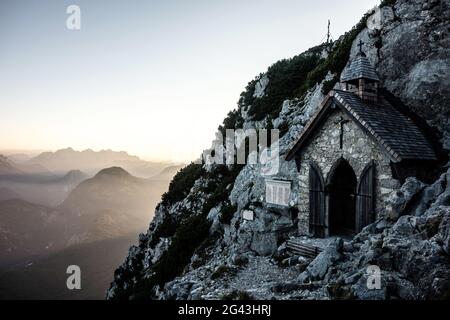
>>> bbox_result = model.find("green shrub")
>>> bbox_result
[149,212,212,288]
[278,122,290,138]
[247,50,322,121]
[108,251,147,300]
[161,163,205,205]
[219,202,237,225]
[202,164,243,215]
[190,234,219,269]
[149,217,178,247]
[380,0,396,7]
[322,75,340,95]
[218,108,244,136]
[242,77,259,106]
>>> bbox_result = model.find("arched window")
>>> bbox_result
[356,160,376,232]
[309,162,325,237]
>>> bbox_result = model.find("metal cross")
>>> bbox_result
[358,40,365,54]
[335,116,350,149]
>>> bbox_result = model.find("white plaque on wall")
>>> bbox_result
[265,179,291,206]
[242,210,254,221]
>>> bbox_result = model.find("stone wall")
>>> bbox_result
[296,108,400,235]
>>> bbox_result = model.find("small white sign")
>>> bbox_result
[242,210,254,221]
[265,179,291,206]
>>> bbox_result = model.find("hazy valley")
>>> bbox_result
[0,148,181,299]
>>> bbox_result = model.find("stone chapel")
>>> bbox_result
[284,44,437,238]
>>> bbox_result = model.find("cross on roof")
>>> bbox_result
[334,116,350,149]
[358,40,365,53]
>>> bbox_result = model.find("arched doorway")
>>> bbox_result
[328,158,357,236]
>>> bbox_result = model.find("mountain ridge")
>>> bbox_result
[27,148,170,178]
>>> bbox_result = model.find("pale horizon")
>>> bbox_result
[0,146,183,163]
[0,0,380,162]
[0,145,190,163]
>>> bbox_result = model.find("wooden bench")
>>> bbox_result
[286,239,323,259]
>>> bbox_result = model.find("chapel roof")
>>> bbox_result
[285,90,437,163]
[340,52,380,83]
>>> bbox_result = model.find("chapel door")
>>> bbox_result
[356,161,376,232]
[328,159,357,237]
[309,162,326,237]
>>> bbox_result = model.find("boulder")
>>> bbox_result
[385,177,426,219]
[436,206,450,255]
[391,215,417,237]
[415,171,448,215]
[253,74,269,98]
[301,238,344,281]
[250,232,278,256]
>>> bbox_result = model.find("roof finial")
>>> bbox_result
[358,39,365,54]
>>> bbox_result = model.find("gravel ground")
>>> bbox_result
[177,255,327,300]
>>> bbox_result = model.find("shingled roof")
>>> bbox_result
[285,90,436,162]
[341,52,380,83]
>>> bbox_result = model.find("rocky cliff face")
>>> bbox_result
[107,0,450,300]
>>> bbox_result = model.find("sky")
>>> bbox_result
[0,0,379,162]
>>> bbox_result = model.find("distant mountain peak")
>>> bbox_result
[63,169,88,180]
[95,167,130,178]
[61,147,74,152]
